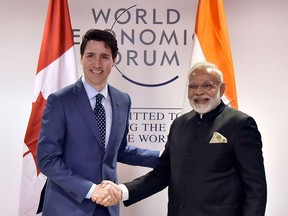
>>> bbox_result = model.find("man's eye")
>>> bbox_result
[202,84,211,89]
[189,85,198,90]
[102,55,110,59]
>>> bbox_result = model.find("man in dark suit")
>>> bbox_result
[36,29,160,216]
[101,61,267,216]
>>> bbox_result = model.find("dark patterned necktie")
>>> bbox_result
[94,93,106,150]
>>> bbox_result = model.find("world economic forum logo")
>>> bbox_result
[92,4,189,87]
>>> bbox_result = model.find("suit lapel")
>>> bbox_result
[73,79,103,148]
[106,86,123,153]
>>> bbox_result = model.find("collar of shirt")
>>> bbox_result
[196,100,226,121]
[81,76,108,109]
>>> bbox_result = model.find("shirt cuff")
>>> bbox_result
[85,183,96,199]
[119,184,129,201]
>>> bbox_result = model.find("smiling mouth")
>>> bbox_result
[194,98,210,104]
[90,69,102,74]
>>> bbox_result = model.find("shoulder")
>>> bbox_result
[48,79,82,98]
[221,106,259,131]
[222,106,252,121]
[171,110,196,128]
[45,80,82,106]
[108,85,130,100]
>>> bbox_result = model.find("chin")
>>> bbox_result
[194,105,212,114]
[189,99,214,114]
[191,97,221,114]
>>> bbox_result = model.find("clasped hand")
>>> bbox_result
[91,180,122,207]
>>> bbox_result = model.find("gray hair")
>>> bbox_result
[189,61,224,83]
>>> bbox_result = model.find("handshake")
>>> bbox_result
[90,180,123,207]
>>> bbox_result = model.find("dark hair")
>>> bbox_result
[80,29,118,60]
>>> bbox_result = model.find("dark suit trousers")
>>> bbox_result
[93,205,110,216]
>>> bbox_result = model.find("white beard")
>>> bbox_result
[189,90,221,114]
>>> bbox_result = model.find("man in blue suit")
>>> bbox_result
[36,29,160,216]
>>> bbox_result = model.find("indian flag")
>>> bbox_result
[182,0,238,113]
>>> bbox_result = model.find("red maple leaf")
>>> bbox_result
[23,92,46,175]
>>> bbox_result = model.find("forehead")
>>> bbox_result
[84,40,112,54]
[189,69,220,83]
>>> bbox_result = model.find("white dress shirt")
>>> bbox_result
[81,77,113,198]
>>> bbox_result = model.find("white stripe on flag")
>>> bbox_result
[34,47,78,101]
[181,34,205,114]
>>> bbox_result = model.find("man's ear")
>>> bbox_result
[219,83,226,97]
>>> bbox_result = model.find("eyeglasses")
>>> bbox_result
[187,82,220,92]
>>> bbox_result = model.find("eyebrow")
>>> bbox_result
[189,81,215,84]
[85,52,95,55]
[84,52,110,56]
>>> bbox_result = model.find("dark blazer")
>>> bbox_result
[37,78,159,216]
[124,101,267,216]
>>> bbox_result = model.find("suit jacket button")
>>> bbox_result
[191,135,197,141]
[179,186,185,191]
[182,167,188,173]
[179,203,185,208]
[69,192,77,199]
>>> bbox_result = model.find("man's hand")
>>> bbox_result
[91,180,122,207]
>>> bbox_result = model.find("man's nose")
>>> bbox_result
[93,58,101,67]
[194,86,205,95]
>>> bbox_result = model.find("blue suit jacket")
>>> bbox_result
[37,78,159,216]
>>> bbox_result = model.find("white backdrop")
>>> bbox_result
[0,0,288,215]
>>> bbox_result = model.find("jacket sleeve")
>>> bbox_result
[116,92,160,168]
[234,116,267,216]
[37,94,92,203]
[123,140,170,206]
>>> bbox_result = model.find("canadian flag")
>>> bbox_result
[18,0,78,215]
[182,0,238,113]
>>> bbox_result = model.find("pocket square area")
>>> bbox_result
[209,132,227,143]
